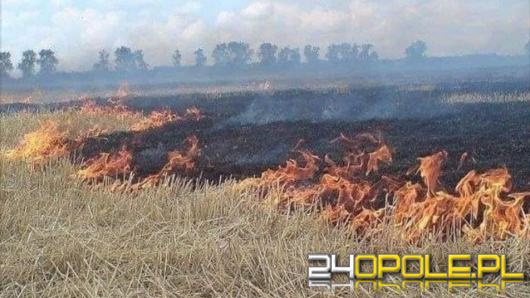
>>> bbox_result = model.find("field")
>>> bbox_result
[1,80,530,296]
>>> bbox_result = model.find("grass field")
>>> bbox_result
[1,104,530,297]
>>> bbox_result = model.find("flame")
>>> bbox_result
[4,121,71,163]
[243,133,399,234]
[417,150,448,195]
[366,144,392,175]
[132,135,200,189]
[130,109,180,131]
[184,106,204,121]
[79,99,140,120]
[109,81,131,104]
[22,96,33,104]
[7,102,204,191]
[77,147,133,181]
[242,133,530,242]
[130,107,203,132]
[393,167,530,242]
[7,106,529,243]
[260,149,319,185]
[78,100,204,131]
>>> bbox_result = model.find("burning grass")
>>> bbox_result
[4,120,71,163]
[4,100,530,243]
[130,107,204,131]
[1,105,530,296]
[241,133,530,243]
[4,101,205,200]
[2,157,526,297]
[76,147,134,180]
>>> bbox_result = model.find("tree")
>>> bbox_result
[212,41,252,67]
[134,50,149,71]
[291,49,301,65]
[277,47,301,66]
[37,49,59,75]
[326,43,354,64]
[228,41,252,66]
[194,48,207,67]
[358,44,378,63]
[405,40,427,60]
[18,50,37,78]
[212,43,230,66]
[324,43,378,65]
[114,46,136,72]
[0,52,13,77]
[172,49,182,67]
[258,43,278,65]
[303,45,319,64]
[351,44,360,61]
[114,47,148,72]
[93,50,110,72]
[325,44,340,63]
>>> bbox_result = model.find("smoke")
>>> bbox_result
[225,88,454,126]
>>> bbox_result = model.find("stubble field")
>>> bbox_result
[1,82,530,296]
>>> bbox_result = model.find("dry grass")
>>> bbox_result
[1,111,529,297]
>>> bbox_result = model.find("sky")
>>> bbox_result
[1,0,529,72]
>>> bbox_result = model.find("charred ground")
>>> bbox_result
[12,80,520,192]
[3,80,530,190]
[73,100,529,190]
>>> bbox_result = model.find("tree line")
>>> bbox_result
[1,40,528,78]
[0,49,59,78]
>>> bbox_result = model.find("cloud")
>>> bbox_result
[241,2,274,19]
[1,0,528,72]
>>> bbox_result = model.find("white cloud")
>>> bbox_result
[1,0,528,71]
[241,2,274,19]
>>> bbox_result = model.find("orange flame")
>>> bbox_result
[258,149,320,186]
[4,121,71,163]
[77,147,133,181]
[417,150,448,195]
[130,109,180,131]
[129,107,204,132]
[133,135,200,189]
[79,99,140,120]
[242,133,530,242]
[366,144,392,175]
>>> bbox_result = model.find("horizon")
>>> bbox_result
[2,0,529,74]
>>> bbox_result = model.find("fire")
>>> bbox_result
[78,100,204,132]
[417,150,448,195]
[242,133,530,242]
[7,102,529,243]
[130,107,203,132]
[366,144,392,175]
[260,149,319,185]
[74,135,200,192]
[242,133,399,233]
[7,102,205,191]
[78,99,140,120]
[77,147,133,181]
[131,109,180,131]
[184,106,204,121]
[109,81,131,104]
[4,121,71,163]
[132,135,200,189]
[393,166,530,242]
